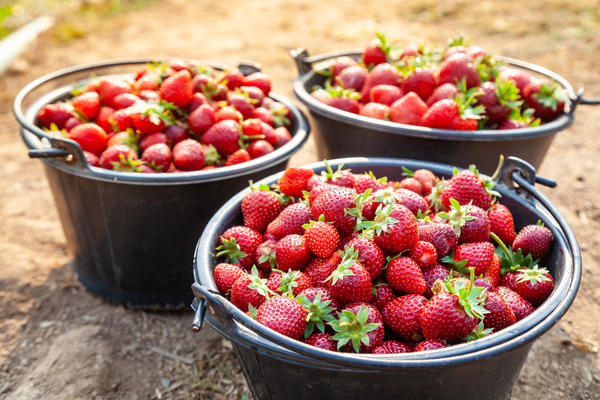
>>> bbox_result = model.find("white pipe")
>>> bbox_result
[0,15,55,75]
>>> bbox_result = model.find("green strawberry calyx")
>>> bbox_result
[359,203,399,236]
[203,144,221,166]
[516,265,551,285]
[495,79,523,110]
[437,198,475,237]
[257,244,277,270]
[244,266,276,299]
[270,102,291,127]
[490,232,538,275]
[329,306,380,353]
[440,252,470,276]
[465,321,494,342]
[443,268,489,320]
[326,246,358,285]
[298,292,336,338]
[401,167,415,177]
[321,160,351,181]
[111,152,145,172]
[216,237,248,264]
[533,81,567,111]
[271,269,304,297]
[427,179,446,212]
[346,189,373,231]
[509,107,541,127]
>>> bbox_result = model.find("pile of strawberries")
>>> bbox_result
[36,60,293,172]
[310,35,567,130]
[213,160,555,353]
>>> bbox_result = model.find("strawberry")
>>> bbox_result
[304,253,341,287]
[188,104,215,134]
[266,269,312,296]
[328,95,360,114]
[426,83,458,107]
[386,257,427,295]
[483,253,501,287]
[240,85,266,104]
[482,290,516,331]
[256,296,307,340]
[394,188,429,215]
[230,267,271,312]
[499,67,533,92]
[346,237,385,281]
[330,303,384,353]
[164,123,190,145]
[214,263,244,295]
[422,263,451,298]
[421,99,458,129]
[368,204,418,252]
[242,72,271,96]
[382,294,428,341]
[72,91,101,120]
[441,163,500,210]
[362,33,391,67]
[266,202,312,238]
[214,106,243,123]
[512,223,553,260]
[487,203,516,244]
[359,102,389,120]
[139,132,167,152]
[331,56,359,79]
[326,254,372,304]
[410,241,438,269]
[360,63,401,102]
[109,108,132,133]
[522,80,565,121]
[397,177,422,194]
[305,333,337,351]
[513,266,554,305]
[255,240,278,272]
[372,340,412,354]
[298,287,339,337]
[112,93,139,109]
[278,167,314,198]
[107,130,138,150]
[303,215,340,258]
[99,145,138,170]
[446,241,495,276]
[129,103,167,135]
[98,79,131,108]
[69,123,107,155]
[217,226,263,268]
[389,92,428,126]
[64,116,83,132]
[248,140,274,158]
[201,120,241,156]
[337,65,368,91]
[438,199,490,243]
[494,286,535,321]
[476,80,522,126]
[438,53,480,88]
[222,70,245,90]
[417,223,458,257]
[172,139,205,171]
[83,151,99,167]
[321,162,356,188]
[498,119,528,130]
[159,70,193,108]
[227,92,255,120]
[37,103,74,129]
[420,270,488,340]
[275,234,311,271]
[142,143,172,172]
[274,126,292,147]
[311,186,357,235]
[242,185,281,232]
[402,68,436,101]
[370,283,396,310]
[353,173,387,194]
[370,84,403,106]
[225,149,251,166]
[414,338,446,352]
[187,92,209,113]
[310,89,332,104]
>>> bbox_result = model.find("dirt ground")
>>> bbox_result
[1,0,599,398]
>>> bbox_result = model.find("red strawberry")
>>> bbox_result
[298,287,340,337]
[278,167,314,197]
[305,333,336,351]
[99,144,138,170]
[371,204,419,252]
[362,34,390,67]
[172,139,205,171]
[112,93,139,109]
[389,92,428,125]
[311,186,357,235]
[522,80,565,121]
[326,257,372,304]
[98,79,131,108]
[217,226,263,268]
[422,99,458,129]
[230,268,271,312]
[402,68,436,101]
[488,203,516,244]
[494,286,535,321]
[346,237,384,281]
[222,70,245,90]
[266,202,312,238]
[331,303,384,353]
[476,80,520,125]
[418,223,458,257]
[227,92,255,120]
[69,123,108,155]
[311,89,333,104]
[321,162,356,188]
[225,149,251,166]
[386,257,427,295]
[109,108,132,133]
[165,123,190,146]
[214,106,243,123]
[512,224,553,260]
[370,283,396,310]
[242,186,281,232]
[214,263,244,295]
[275,234,311,271]
[64,116,83,132]
[274,126,292,147]
[83,151,99,167]
[483,253,501,287]
[304,253,341,287]
[382,294,428,341]
[37,103,74,129]
[414,338,446,352]
[142,143,172,172]
[450,241,495,276]
[188,104,215,134]
[438,200,490,243]
[397,177,422,194]
[243,72,271,95]
[72,91,101,120]
[353,173,387,194]
[441,165,498,210]
[248,140,274,158]
[159,70,193,108]
[426,83,459,107]
[394,188,429,215]
[256,296,307,340]
[308,183,336,205]
[499,67,533,92]
[422,263,451,298]
[482,291,516,331]
[359,102,389,120]
[266,269,312,296]
[438,53,480,88]
[372,340,412,354]
[370,84,403,106]
[513,266,554,305]
[337,65,368,91]
[331,56,359,79]
[129,105,166,134]
[201,120,241,156]
[360,63,401,102]
[410,241,438,269]
[255,240,278,272]
[328,96,360,114]
[303,216,340,258]
[139,132,168,152]
[412,169,436,196]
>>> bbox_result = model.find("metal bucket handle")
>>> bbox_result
[13,58,263,165]
[290,47,600,112]
[190,157,580,368]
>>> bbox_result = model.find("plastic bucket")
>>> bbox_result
[191,157,580,399]
[291,48,600,174]
[13,59,310,309]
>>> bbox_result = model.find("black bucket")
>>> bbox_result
[13,59,310,309]
[291,48,600,174]
[191,157,581,400]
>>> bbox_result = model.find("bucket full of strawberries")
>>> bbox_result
[191,156,580,399]
[291,35,599,174]
[13,59,309,308]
